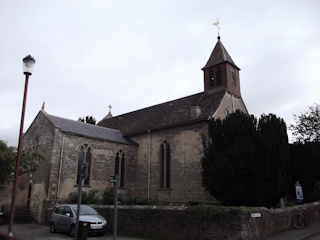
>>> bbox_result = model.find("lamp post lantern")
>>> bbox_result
[8,55,35,237]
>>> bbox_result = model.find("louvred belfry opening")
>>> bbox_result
[202,36,241,98]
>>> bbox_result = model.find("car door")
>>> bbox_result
[53,206,64,231]
[59,206,74,232]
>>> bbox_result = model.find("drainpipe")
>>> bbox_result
[183,131,186,203]
[232,94,235,113]
[147,130,151,201]
[56,134,65,204]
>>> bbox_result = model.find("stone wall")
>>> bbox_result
[130,122,216,204]
[55,134,137,201]
[46,202,320,240]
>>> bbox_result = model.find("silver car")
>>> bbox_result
[50,204,107,236]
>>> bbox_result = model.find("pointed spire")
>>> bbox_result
[202,36,239,70]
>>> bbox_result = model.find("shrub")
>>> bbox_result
[68,189,102,204]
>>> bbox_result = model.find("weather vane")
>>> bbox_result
[213,18,220,36]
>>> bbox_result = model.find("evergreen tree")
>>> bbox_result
[258,114,290,206]
[78,116,96,125]
[288,104,320,202]
[289,142,320,202]
[201,111,289,207]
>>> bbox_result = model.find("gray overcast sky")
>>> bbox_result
[1,0,319,147]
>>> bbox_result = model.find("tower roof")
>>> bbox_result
[202,36,239,70]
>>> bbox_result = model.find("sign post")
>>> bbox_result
[74,162,89,240]
[295,181,303,204]
[109,175,118,240]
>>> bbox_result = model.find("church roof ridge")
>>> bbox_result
[97,88,227,136]
[101,91,204,120]
[201,36,239,70]
[46,113,137,145]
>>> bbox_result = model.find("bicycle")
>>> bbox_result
[292,207,309,229]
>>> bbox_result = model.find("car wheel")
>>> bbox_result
[50,222,56,233]
[69,224,75,237]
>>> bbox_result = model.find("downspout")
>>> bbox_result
[183,130,186,203]
[232,94,235,113]
[147,130,151,201]
[56,134,65,204]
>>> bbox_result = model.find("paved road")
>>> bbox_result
[0,223,146,240]
[1,221,320,240]
[263,220,320,240]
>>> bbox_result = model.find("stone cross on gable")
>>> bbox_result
[108,104,112,113]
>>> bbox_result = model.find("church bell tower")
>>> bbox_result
[202,36,241,98]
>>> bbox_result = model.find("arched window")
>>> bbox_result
[33,138,39,152]
[160,141,170,189]
[76,144,91,186]
[115,150,125,188]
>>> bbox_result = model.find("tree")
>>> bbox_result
[288,142,320,202]
[0,140,16,191]
[289,103,320,143]
[201,111,289,208]
[0,140,43,191]
[258,114,290,204]
[78,116,96,125]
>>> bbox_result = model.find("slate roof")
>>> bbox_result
[45,112,136,145]
[202,36,239,70]
[98,88,227,136]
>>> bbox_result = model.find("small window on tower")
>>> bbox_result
[231,68,236,86]
[216,67,222,85]
[209,69,214,87]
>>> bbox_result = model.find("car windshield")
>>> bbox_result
[71,206,98,216]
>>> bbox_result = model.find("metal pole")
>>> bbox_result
[8,74,30,237]
[113,174,118,240]
[74,164,84,240]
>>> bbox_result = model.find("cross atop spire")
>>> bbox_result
[213,18,220,36]
[102,104,113,120]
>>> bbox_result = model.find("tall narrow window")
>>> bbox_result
[33,138,39,152]
[231,68,236,86]
[209,69,214,87]
[115,151,125,188]
[76,144,91,186]
[160,141,170,189]
[216,67,222,85]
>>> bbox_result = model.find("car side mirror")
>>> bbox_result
[66,213,71,217]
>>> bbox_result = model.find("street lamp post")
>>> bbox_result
[8,55,36,238]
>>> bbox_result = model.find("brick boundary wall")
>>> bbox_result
[45,201,320,240]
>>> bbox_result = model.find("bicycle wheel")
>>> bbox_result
[304,214,309,227]
[292,215,304,229]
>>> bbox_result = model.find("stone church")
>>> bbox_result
[8,36,248,223]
